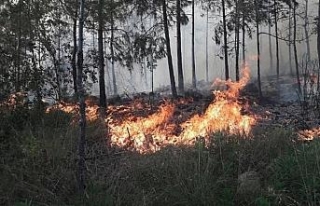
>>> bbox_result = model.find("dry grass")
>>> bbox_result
[1,108,320,206]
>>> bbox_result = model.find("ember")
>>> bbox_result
[298,127,320,141]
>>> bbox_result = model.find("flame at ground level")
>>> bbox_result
[109,66,256,153]
[46,66,257,153]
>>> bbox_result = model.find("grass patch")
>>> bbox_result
[1,110,320,205]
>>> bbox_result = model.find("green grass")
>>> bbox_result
[1,108,320,205]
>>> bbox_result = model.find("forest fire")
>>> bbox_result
[180,66,255,142]
[108,66,256,153]
[46,66,257,153]
[108,102,176,153]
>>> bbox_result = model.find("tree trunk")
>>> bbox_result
[162,0,177,97]
[235,0,240,81]
[242,13,246,63]
[293,1,301,93]
[110,0,117,95]
[205,8,209,82]
[72,6,78,94]
[304,0,311,63]
[317,1,320,91]
[274,0,280,79]
[56,11,62,100]
[16,10,21,92]
[268,2,273,71]
[255,0,262,98]
[98,0,107,116]
[77,0,86,194]
[288,6,293,75]
[191,0,196,88]
[222,0,229,80]
[176,0,184,93]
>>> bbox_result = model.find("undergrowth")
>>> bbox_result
[1,107,320,205]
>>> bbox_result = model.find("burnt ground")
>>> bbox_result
[105,75,320,141]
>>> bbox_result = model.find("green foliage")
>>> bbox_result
[268,139,320,205]
[81,183,114,206]
[14,199,33,206]
[255,197,271,206]
[0,109,76,205]
[2,113,320,206]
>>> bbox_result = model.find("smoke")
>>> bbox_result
[89,0,319,96]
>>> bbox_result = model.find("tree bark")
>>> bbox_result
[222,0,229,80]
[162,0,177,97]
[176,0,184,93]
[72,6,78,94]
[255,0,262,98]
[110,0,117,95]
[77,0,86,194]
[205,9,209,82]
[274,0,280,79]
[268,2,273,71]
[304,0,310,63]
[317,1,320,90]
[191,0,196,88]
[288,6,293,75]
[242,12,246,63]
[98,0,107,116]
[235,0,240,81]
[293,1,301,93]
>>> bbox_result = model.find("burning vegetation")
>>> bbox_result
[46,66,257,153]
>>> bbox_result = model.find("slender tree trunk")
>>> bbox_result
[98,0,107,116]
[16,10,21,92]
[191,0,196,88]
[235,0,240,81]
[242,14,246,63]
[205,9,209,82]
[304,0,311,63]
[28,2,42,109]
[77,0,86,194]
[162,0,177,97]
[110,0,117,95]
[274,0,280,79]
[176,0,184,93]
[56,6,62,100]
[268,2,273,71]
[36,23,43,109]
[288,6,293,76]
[222,0,229,80]
[293,1,301,93]
[72,7,78,94]
[317,1,320,91]
[104,32,112,95]
[255,0,262,97]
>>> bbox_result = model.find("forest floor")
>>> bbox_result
[1,76,320,205]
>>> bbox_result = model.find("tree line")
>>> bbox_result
[1,0,320,193]
[0,0,319,102]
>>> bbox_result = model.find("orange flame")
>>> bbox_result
[46,65,257,153]
[298,127,320,141]
[108,102,176,153]
[181,65,255,142]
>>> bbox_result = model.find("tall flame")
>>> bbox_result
[181,66,255,142]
